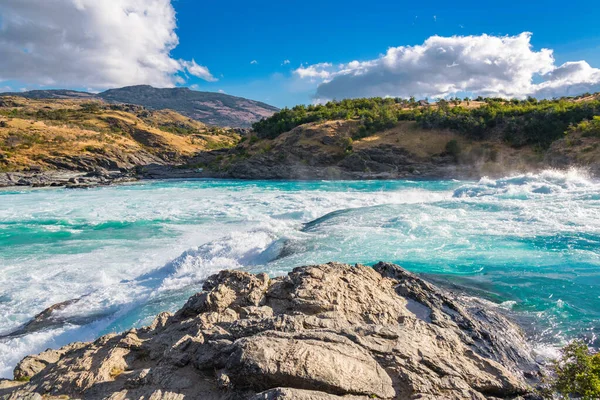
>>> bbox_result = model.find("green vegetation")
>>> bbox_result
[252,98,404,139]
[568,116,600,138]
[445,139,461,160]
[549,341,600,399]
[252,96,600,148]
[416,98,600,147]
[158,123,201,135]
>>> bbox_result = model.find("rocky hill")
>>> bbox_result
[1,86,279,128]
[0,97,240,185]
[0,262,540,399]
[1,94,599,186]
[200,95,600,180]
[201,119,600,180]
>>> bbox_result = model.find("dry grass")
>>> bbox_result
[353,121,460,157]
[0,97,240,171]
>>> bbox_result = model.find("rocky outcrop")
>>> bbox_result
[0,169,136,189]
[0,262,540,400]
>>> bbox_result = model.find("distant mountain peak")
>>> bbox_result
[0,85,278,128]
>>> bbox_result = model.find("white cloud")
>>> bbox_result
[250,60,258,65]
[282,59,290,65]
[295,63,334,80]
[294,33,600,100]
[218,89,226,93]
[0,0,215,90]
[180,60,217,82]
[532,61,600,98]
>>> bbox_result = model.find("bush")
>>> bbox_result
[550,341,600,399]
[253,98,404,140]
[445,139,461,160]
[567,116,600,138]
[80,102,102,113]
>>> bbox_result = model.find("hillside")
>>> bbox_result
[203,95,600,179]
[0,97,240,174]
[0,85,278,128]
[1,94,599,184]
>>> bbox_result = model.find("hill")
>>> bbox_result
[0,85,278,128]
[1,94,599,184]
[0,97,240,175]
[203,94,600,179]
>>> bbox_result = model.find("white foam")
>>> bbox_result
[0,174,599,378]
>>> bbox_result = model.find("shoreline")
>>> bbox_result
[2,163,597,189]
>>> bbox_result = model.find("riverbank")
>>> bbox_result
[0,262,542,399]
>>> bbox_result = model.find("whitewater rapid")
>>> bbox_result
[0,170,599,377]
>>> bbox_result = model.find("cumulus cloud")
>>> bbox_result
[294,33,600,100]
[532,61,600,98]
[282,59,290,65]
[180,60,216,82]
[0,0,215,89]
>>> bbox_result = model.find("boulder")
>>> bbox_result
[0,262,540,400]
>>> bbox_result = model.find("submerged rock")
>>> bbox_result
[0,262,540,399]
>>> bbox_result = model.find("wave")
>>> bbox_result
[453,168,597,198]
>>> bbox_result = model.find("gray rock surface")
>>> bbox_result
[0,262,540,400]
[0,169,136,189]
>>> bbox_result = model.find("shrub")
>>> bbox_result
[445,139,461,160]
[567,116,600,138]
[80,102,102,113]
[550,340,600,399]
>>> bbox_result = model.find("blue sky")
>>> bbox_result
[170,0,600,105]
[1,0,599,107]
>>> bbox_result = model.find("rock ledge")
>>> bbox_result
[0,262,540,400]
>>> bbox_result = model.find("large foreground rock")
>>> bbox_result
[0,262,540,399]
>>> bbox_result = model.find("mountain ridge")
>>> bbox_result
[0,85,278,128]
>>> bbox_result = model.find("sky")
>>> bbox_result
[0,0,599,107]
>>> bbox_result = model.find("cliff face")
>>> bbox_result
[208,120,600,180]
[0,262,540,400]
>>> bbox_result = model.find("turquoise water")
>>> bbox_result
[0,170,599,377]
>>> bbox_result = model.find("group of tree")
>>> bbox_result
[252,95,600,148]
[415,97,600,147]
[251,97,404,140]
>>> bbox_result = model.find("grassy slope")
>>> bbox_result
[0,97,240,172]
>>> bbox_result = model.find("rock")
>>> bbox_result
[0,263,540,400]
[250,387,371,399]
[226,333,395,397]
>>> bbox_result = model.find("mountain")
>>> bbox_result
[0,85,278,128]
[98,86,278,128]
[0,89,96,100]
